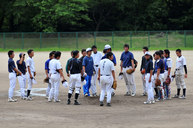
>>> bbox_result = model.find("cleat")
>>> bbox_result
[8,98,16,102]
[100,101,104,106]
[67,99,71,105]
[172,94,179,98]
[179,95,186,99]
[151,100,155,104]
[144,101,151,104]
[84,93,88,97]
[124,92,131,96]
[111,92,115,97]
[106,103,111,107]
[48,99,52,102]
[141,93,147,96]
[155,99,160,102]
[21,97,27,100]
[131,93,136,97]
[27,96,32,101]
[74,101,81,105]
[54,99,61,102]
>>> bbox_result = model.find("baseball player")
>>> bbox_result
[154,51,165,102]
[45,51,55,98]
[48,51,66,102]
[144,52,155,104]
[163,49,172,100]
[152,53,159,98]
[120,44,136,96]
[67,50,82,105]
[66,51,74,77]
[140,47,153,96]
[79,49,86,63]
[82,48,94,97]
[173,49,187,99]
[8,50,22,102]
[98,52,116,107]
[16,53,27,100]
[91,45,103,97]
[26,49,36,101]
[101,44,116,96]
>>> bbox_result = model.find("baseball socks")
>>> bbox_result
[183,89,186,97]
[74,93,80,105]
[67,93,72,105]
[27,90,31,97]
[177,88,181,96]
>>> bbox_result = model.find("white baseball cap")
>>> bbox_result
[144,51,151,56]
[86,48,92,52]
[104,44,111,50]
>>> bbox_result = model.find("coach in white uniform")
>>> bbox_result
[48,51,66,102]
[91,45,102,97]
[98,52,116,107]
[26,49,36,100]
[173,49,187,99]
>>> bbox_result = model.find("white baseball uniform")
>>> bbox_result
[175,56,186,89]
[49,59,62,101]
[91,51,103,95]
[99,58,114,103]
[145,73,154,101]
[26,57,35,91]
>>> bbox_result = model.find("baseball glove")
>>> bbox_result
[165,77,171,86]
[81,76,85,82]
[155,78,161,87]
[112,81,117,90]
[126,69,134,74]
[141,69,146,74]
[16,72,20,77]
[44,77,49,83]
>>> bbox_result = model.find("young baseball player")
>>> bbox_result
[8,50,22,102]
[67,50,83,105]
[26,49,36,101]
[120,44,136,97]
[154,51,165,102]
[91,45,103,97]
[152,53,159,98]
[82,48,94,97]
[45,51,55,98]
[144,52,155,104]
[163,49,172,100]
[98,52,116,107]
[173,49,187,99]
[102,44,116,96]
[140,47,153,96]
[17,53,27,100]
[66,51,74,77]
[48,51,66,102]
[79,49,86,63]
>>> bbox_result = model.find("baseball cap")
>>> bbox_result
[86,48,92,52]
[144,51,151,56]
[19,53,25,58]
[104,44,111,50]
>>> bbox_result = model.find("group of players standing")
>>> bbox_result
[7,44,187,106]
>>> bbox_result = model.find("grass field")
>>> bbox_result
[0,31,193,51]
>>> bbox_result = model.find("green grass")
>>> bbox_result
[0,32,193,52]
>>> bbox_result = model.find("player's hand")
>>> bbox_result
[19,71,22,76]
[34,72,36,77]
[185,74,187,78]
[30,74,33,79]
[149,78,151,83]
[98,76,100,81]
[67,74,70,77]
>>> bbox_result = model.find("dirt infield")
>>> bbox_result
[0,51,193,128]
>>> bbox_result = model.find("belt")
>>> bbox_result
[176,69,181,71]
[100,74,110,76]
[94,65,99,67]
[123,66,131,68]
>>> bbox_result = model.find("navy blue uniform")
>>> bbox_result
[102,53,116,65]
[120,51,134,68]
[145,59,153,74]
[16,60,26,75]
[156,59,164,74]
[45,59,51,73]
[8,58,16,73]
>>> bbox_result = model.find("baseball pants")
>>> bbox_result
[17,74,26,97]
[164,70,171,98]
[69,74,81,94]
[99,76,113,103]
[83,75,92,96]
[27,72,34,91]
[123,67,136,94]
[145,73,154,101]
[91,66,99,95]
[8,73,17,99]
[49,74,60,101]
[46,77,51,97]
[175,69,186,89]
[142,73,146,94]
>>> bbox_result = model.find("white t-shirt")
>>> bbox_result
[49,59,62,74]
[99,59,115,75]
[165,57,172,69]
[91,51,103,66]
[176,56,186,69]
[26,57,35,72]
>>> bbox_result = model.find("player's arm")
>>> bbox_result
[19,54,24,64]
[58,69,65,80]
[13,68,21,75]
[184,65,187,78]
[45,69,49,78]
[97,68,100,80]
[156,68,160,79]
[27,66,33,79]
[120,60,123,73]
[131,59,135,70]
[112,70,116,81]
[149,70,153,82]
[168,68,171,77]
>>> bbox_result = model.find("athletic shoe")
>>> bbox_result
[155,99,160,102]
[141,93,147,96]
[54,99,61,102]
[151,100,155,104]
[111,92,115,97]
[144,101,151,104]
[27,96,32,101]
[67,99,71,105]
[124,92,131,96]
[84,93,88,97]
[45,96,49,99]
[179,95,186,99]
[8,98,16,102]
[74,101,81,105]
[154,95,158,98]
[172,94,179,98]
[131,93,136,97]
[21,97,27,100]
[100,101,104,106]
[48,99,52,102]
[106,103,111,107]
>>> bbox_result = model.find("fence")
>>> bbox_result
[0,31,193,50]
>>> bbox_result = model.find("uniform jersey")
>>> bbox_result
[8,58,16,73]
[26,57,35,72]
[99,59,115,75]
[120,51,134,68]
[68,58,82,74]
[45,59,51,73]
[164,57,172,71]
[82,56,94,76]
[91,51,103,66]
[155,59,164,74]
[176,56,186,70]
[49,59,62,74]
[102,53,116,65]
[145,59,153,74]
[79,56,85,63]
[66,58,73,74]
[140,55,153,71]
[16,60,26,75]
